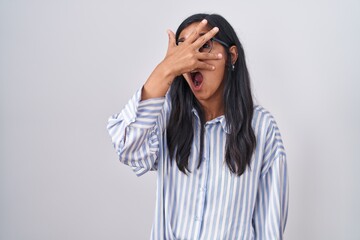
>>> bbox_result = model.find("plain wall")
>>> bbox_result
[1,0,359,239]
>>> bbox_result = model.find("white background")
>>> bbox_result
[1,0,359,239]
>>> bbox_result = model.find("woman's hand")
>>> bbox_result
[142,19,222,100]
[163,19,222,77]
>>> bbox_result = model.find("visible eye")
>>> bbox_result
[199,40,212,52]
[203,41,211,49]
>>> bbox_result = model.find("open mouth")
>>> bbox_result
[190,71,203,89]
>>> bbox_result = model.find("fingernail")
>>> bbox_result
[212,66,215,70]
[218,53,222,58]
[201,19,207,24]
[213,27,219,32]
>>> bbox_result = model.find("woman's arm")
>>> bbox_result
[107,89,168,176]
[107,19,223,176]
[252,117,289,239]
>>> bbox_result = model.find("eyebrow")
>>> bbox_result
[177,32,206,43]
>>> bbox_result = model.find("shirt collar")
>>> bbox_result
[191,108,230,134]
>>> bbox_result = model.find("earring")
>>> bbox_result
[232,64,235,71]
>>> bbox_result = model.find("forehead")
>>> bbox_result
[178,22,212,40]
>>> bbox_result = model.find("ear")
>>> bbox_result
[229,45,238,65]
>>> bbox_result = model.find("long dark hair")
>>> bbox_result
[166,13,256,176]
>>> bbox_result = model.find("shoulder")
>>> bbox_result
[252,105,287,176]
[252,104,280,132]
[252,104,286,153]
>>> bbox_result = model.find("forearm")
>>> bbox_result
[141,61,176,100]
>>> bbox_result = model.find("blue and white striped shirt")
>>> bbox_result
[107,88,289,240]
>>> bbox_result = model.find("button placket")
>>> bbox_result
[195,125,210,222]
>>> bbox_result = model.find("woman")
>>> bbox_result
[107,13,289,240]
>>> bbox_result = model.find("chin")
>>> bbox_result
[191,91,211,102]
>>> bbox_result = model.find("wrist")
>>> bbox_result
[141,63,175,100]
[158,60,176,80]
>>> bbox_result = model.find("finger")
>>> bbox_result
[167,29,176,50]
[195,61,216,71]
[193,27,219,49]
[186,19,209,43]
[197,52,223,61]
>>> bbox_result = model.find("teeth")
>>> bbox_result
[195,80,199,86]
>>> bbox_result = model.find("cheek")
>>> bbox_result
[208,52,227,71]
[212,58,227,79]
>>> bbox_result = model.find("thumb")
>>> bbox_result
[167,29,176,50]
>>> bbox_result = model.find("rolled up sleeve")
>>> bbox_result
[107,88,167,176]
